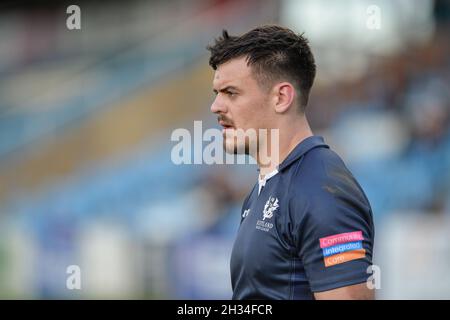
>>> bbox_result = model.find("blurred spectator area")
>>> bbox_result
[0,0,449,299]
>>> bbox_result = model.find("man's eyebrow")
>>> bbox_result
[213,86,239,94]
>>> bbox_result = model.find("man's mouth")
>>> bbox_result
[219,120,235,130]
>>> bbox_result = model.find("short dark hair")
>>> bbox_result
[207,25,316,109]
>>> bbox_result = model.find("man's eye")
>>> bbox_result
[227,91,236,97]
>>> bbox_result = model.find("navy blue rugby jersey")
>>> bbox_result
[230,136,374,300]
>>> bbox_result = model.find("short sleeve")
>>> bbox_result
[290,177,375,293]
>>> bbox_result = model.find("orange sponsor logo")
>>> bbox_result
[324,249,366,267]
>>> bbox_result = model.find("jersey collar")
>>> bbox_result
[277,135,329,172]
[258,168,279,195]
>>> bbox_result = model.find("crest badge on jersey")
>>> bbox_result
[262,196,279,221]
[254,196,279,232]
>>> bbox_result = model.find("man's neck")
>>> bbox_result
[257,117,313,177]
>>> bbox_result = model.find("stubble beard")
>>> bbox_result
[222,130,253,155]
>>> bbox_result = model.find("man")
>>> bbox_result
[207,25,375,300]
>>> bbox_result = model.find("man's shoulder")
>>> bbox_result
[291,144,349,184]
[285,145,372,224]
[287,145,365,202]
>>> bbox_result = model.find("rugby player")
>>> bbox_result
[207,25,375,300]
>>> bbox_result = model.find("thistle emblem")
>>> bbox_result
[263,197,279,221]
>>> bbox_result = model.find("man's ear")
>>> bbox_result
[273,82,295,113]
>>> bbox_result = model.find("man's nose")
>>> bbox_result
[210,95,226,114]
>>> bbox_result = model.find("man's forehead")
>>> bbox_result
[213,57,253,87]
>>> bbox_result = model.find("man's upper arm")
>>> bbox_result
[314,282,375,300]
[290,162,375,295]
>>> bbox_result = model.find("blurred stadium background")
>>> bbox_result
[0,0,449,299]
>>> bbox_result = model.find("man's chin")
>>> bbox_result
[223,142,249,155]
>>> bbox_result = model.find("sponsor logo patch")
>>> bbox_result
[319,231,363,248]
[319,231,365,267]
[324,249,366,267]
[322,241,363,257]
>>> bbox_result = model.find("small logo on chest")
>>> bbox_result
[255,196,279,232]
[263,196,279,220]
